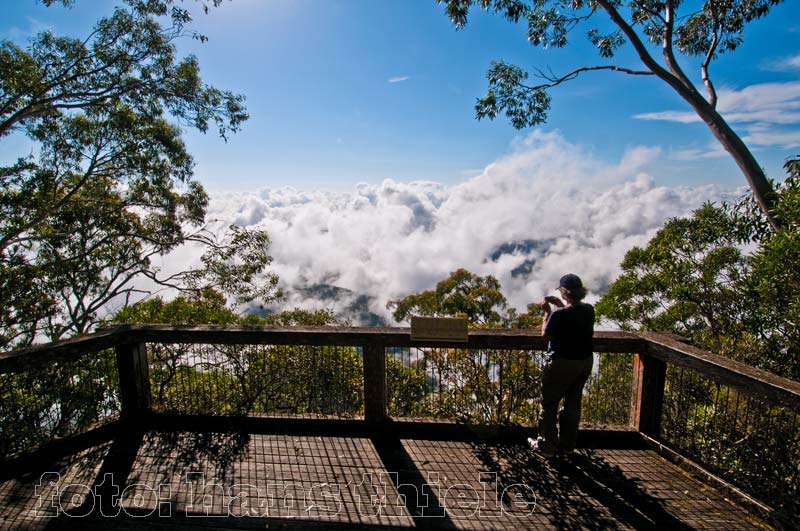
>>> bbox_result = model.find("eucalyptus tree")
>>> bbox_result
[387,269,543,423]
[0,1,276,348]
[388,268,510,325]
[595,203,754,360]
[438,0,786,227]
[597,156,800,379]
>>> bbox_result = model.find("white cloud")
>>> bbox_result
[762,53,800,72]
[192,131,735,325]
[635,81,800,126]
[459,168,484,178]
[634,81,800,149]
[668,143,729,161]
[616,145,663,176]
[742,123,800,149]
[3,17,50,44]
[634,110,701,124]
[387,76,410,84]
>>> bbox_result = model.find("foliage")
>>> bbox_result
[260,307,343,327]
[597,157,800,379]
[0,0,279,349]
[595,203,756,361]
[0,349,120,457]
[387,268,507,324]
[660,367,800,523]
[111,292,364,417]
[437,0,783,225]
[111,288,240,325]
[597,159,800,522]
[387,267,542,327]
[581,353,635,427]
[386,356,430,417]
[387,268,545,424]
[1,0,246,140]
[738,157,800,378]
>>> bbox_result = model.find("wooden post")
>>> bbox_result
[115,342,151,420]
[363,344,387,424]
[630,353,666,437]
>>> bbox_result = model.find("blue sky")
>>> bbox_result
[2,0,800,194]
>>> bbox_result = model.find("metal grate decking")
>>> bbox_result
[0,427,771,530]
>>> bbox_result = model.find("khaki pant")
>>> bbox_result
[537,355,593,453]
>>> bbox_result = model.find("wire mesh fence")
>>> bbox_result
[385,347,542,424]
[0,338,637,457]
[385,347,635,427]
[582,353,637,428]
[146,343,364,417]
[661,364,800,520]
[0,349,120,458]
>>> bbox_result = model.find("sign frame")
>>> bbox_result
[410,316,469,343]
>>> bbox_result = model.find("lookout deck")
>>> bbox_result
[2,325,797,530]
[0,422,770,530]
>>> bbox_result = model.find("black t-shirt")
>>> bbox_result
[544,303,595,359]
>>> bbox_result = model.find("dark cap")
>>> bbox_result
[558,274,583,290]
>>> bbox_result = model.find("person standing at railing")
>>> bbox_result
[529,273,595,458]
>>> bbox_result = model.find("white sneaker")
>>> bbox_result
[527,437,555,458]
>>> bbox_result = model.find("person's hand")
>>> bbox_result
[541,300,551,314]
[544,295,564,308]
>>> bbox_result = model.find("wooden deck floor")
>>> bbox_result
[0,428,771,530]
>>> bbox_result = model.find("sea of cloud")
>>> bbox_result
[193,131,740,325]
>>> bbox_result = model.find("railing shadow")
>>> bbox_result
[52,426,250,520]
[0,435,113,528]
[0,419,762,530]
[471,441,693,530]
[370,434,457,529]
[34,423,456,530]
[39,510,418,531]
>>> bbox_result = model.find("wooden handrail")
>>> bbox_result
[0,325,645,372]
[117,324,646,350]
[0,327,126,373]
[641,332,800,410]
[2,325,798,411]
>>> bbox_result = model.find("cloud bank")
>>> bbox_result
[201,131,738,325]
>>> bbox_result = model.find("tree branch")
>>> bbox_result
[0,145,103,251]
[0,78,150,138]
[631,0,666,26]
[662,0,696,92]
[599,0,778,228]
[701,5,721,108]
[594,0,678,84]
[528,64,654,90]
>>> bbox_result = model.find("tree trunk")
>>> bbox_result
[685,93,779,229]
[642,61,779,228]
[594,0,781,230]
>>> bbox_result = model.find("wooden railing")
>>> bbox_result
[1,325,797,424]
[0,326,645,425]
[1,325,799,520]
[1,325,797,427]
